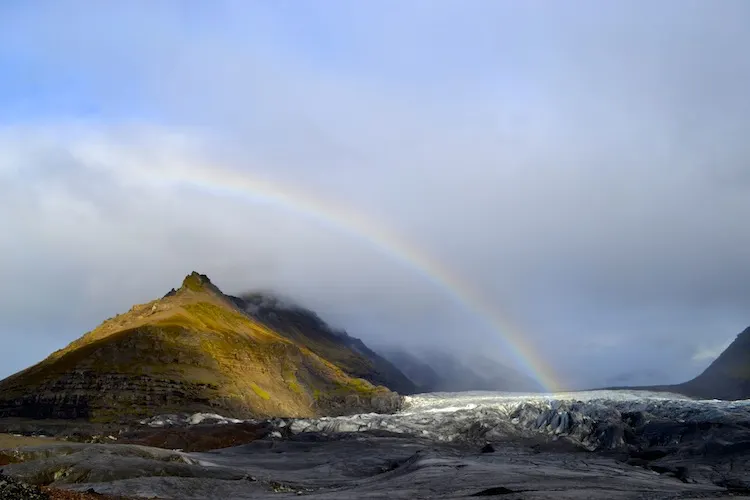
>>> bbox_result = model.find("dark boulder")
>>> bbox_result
[0,472,49,500]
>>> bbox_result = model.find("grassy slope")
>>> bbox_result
[0,273,391,422]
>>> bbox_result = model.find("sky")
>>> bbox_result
[1,0,750,389]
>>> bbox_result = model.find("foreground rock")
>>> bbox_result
[0,472,48,500]
[1,472,133,500]
[0,434,742,499]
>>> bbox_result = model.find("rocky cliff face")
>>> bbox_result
[0,272,404,422]
[677,326,750,400]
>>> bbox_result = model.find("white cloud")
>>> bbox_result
[2,2,750,386]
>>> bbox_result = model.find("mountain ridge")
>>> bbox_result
[0,272,403,422]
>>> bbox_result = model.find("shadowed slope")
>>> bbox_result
[0,273,401,422]
[676,326,750,400]
[232,293,418,394]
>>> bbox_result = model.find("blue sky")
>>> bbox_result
[1,1,750,388]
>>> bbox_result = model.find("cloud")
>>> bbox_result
[1,1,750,388]
[692,338,735,363]
[0,126,472,374]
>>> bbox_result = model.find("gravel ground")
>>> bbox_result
[2,434,748,499]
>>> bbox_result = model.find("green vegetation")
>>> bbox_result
[250,383,271,400]
[182,302,255,331]
[347,377,377,394]
[326,377,380,397]
[288,380,303,394]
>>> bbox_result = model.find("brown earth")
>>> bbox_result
[118,421,273,452]
[0,434,60,466]
[0,434,59,448]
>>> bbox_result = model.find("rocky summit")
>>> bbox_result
[0,272,402,423]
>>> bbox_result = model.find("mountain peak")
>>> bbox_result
[163,272,218,298]
[181,271,213,291]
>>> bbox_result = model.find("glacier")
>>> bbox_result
[142,389,750,451]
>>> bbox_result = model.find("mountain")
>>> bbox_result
[378,348,544,393]
[377,350,442,393]
[0,272,402,422]
[231,293,418,395]
[675,326,750,400]
[603,369,672,388]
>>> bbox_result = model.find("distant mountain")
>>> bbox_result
[603,369,672,388]
[378,347,544,393]
[0,272,402,422]
[675,326,750,400]
[375,350,442,393]
[230,292,418,395]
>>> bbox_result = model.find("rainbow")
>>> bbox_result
[135,162,562,392]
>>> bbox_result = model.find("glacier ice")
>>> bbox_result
[284,390,750,450]
[144,390,750,451]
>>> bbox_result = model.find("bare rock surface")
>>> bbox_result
[0,472,49,500]
[0,435,743,499]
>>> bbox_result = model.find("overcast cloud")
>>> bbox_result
[1,1,749,389]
